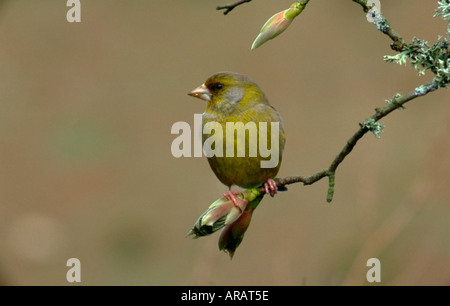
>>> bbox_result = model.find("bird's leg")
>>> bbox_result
[224,188,247,212]
[263,178,278,197]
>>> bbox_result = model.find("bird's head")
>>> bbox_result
[188,71,267,114]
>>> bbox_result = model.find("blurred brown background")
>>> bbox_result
[0,0,449,285]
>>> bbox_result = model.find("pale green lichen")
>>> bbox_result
[384,37,449,86]
[435,0,450,34]
[383,1,450,88]
[415,83,438,97]
[361,118,385,138]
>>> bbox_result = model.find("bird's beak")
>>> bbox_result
[188,83,212,101]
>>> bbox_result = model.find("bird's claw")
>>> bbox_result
[223,190,247,212]
[264,179,278,197]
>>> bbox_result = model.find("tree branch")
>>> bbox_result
[255,1,448,202]
[265,79,440,202]
[217,0,252,15]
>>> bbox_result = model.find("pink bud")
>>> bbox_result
[218,208,254,259]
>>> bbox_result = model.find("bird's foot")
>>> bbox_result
[263,179,278,197]
[223,190,247,212]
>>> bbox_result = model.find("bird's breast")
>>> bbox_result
[201,107,284,188]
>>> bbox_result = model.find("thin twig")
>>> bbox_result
[352,0,406,51]
[217,0,252,15]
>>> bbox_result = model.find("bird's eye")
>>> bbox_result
[211,83,224,91]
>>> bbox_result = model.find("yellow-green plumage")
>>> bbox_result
[189,71,285,189]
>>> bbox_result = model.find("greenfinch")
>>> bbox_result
[188,71,285,210]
